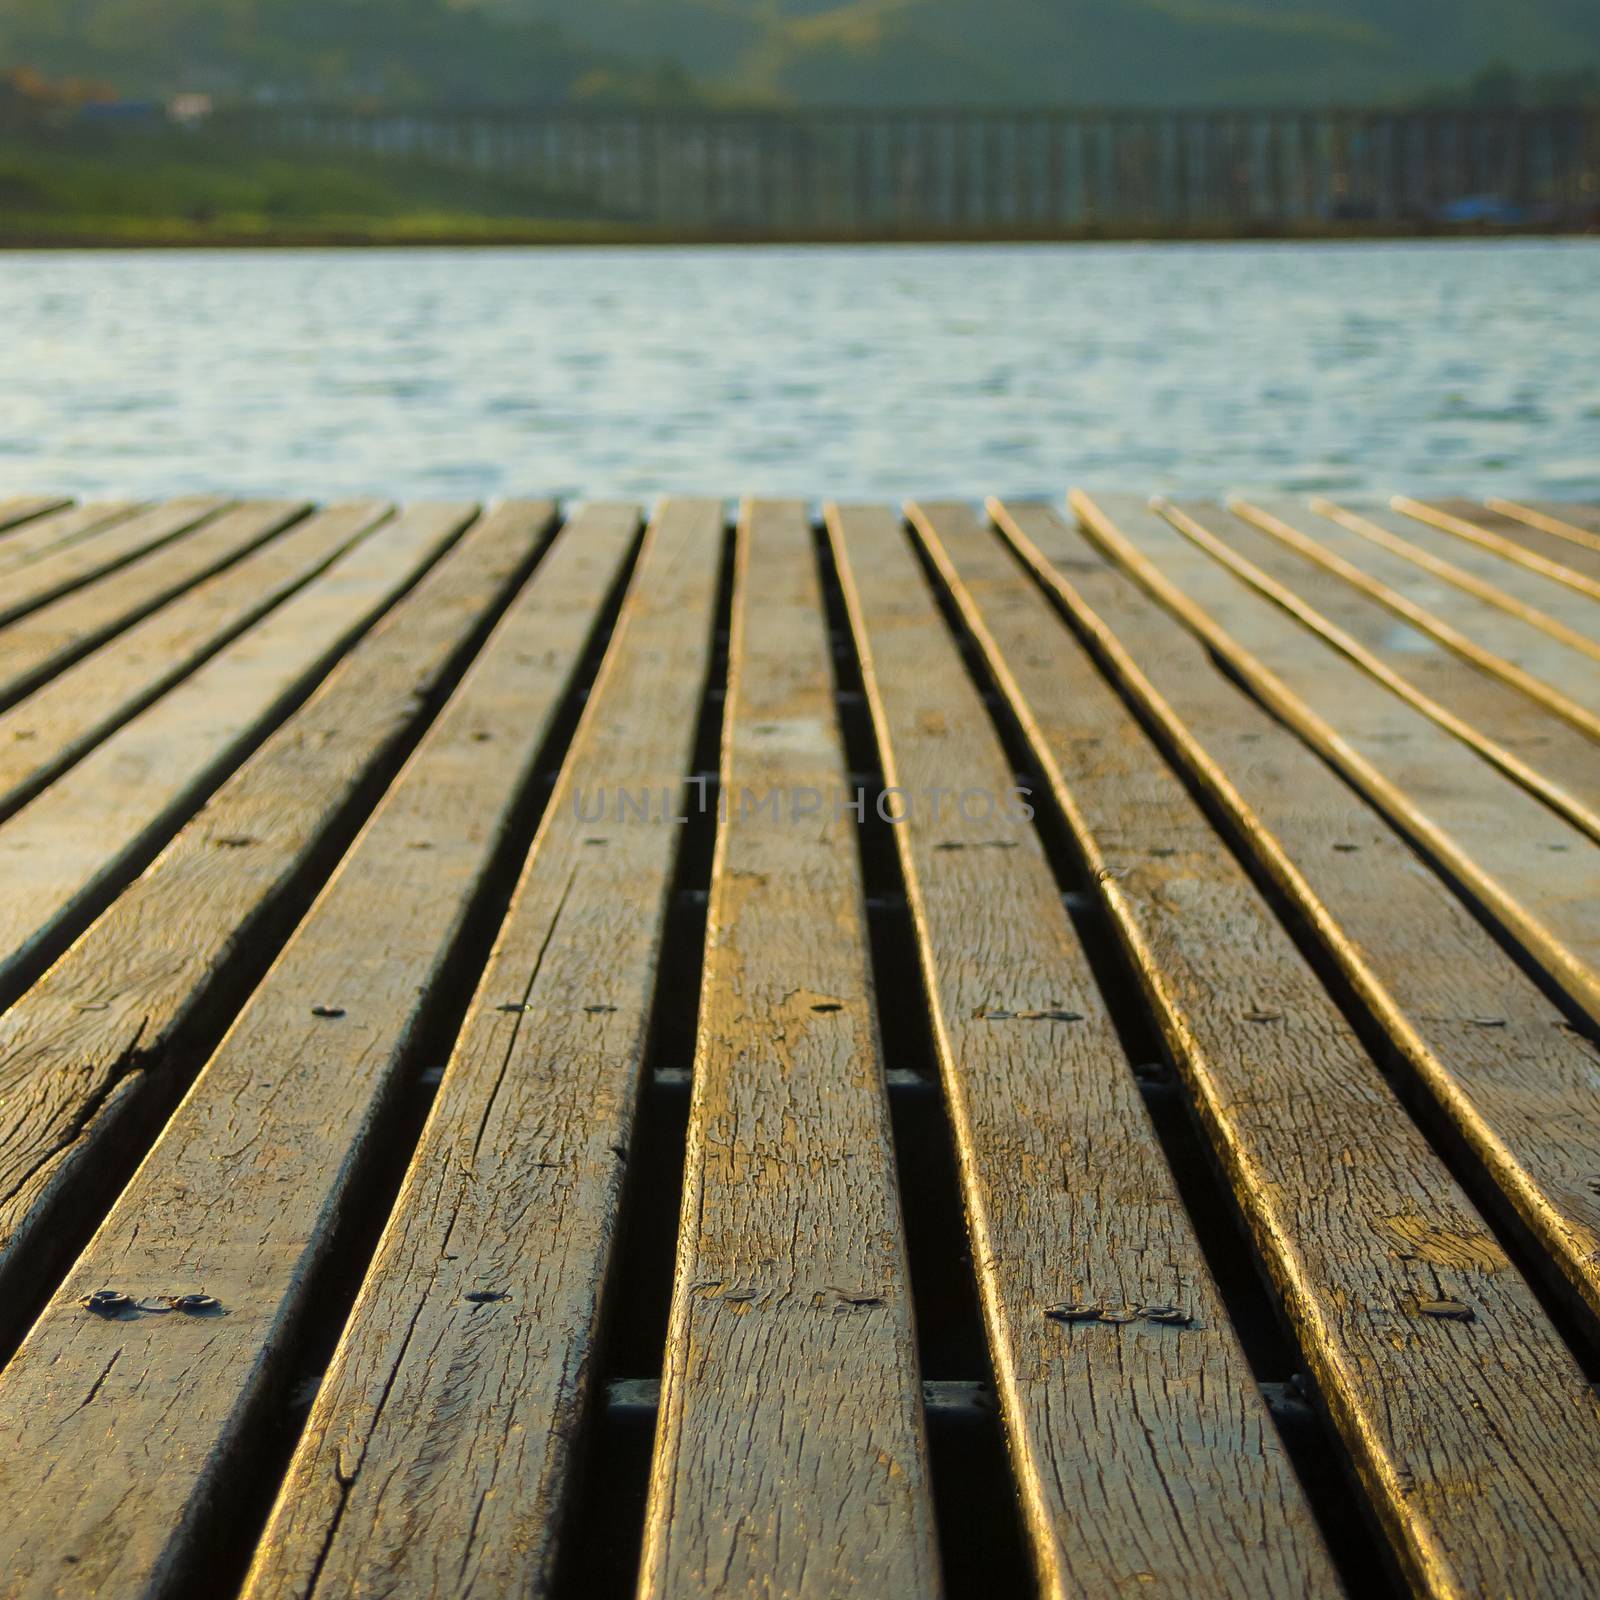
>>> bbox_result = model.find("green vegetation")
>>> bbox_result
[0,0,1594,244]
[476,0,1600,110]
[0,0,701,108]
[2,0,1598,111]
[0,125,667,242]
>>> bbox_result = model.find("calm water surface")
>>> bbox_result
[3,240,1597,502]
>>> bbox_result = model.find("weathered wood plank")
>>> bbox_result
[1233,497,1600,742]
[1421,498,1600,583]
[936,498,1600,1595]
[1311,500,1600,665]
[0,497,314,719]
[1487,499,1600,557]
[0,500,131,572]
[0,496,228,626]
[242,499,721,1600]
[1158,500,1600,841]
[0,496,69,538]
[0,501,386,815]
[991,497,1600,1337]
[0,501,559,1350]
[0,502,638,1599]
[1071,493,1600,1036]
[639,500,938,1599]
[1396,495,1600,597]
[0,502,474,1004]
[823,503,1336,1599]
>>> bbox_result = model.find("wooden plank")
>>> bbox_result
[0,501,386,816]
[242,499,721,1600]
[1488,498,1600,557]
[1158,500,1600,841]
[0,501,640,1599]
[0,500,131,572]
[0,497,314,717]
[0,496,229,626]
[0,496,69,538]
[823,504,1336,1599]
[1070,493,1600,1034]
[1233,497,1600,741]
[0,501,563,1349]
[991,497,1600,1337]
[1310,500,1600,664]
[638,501,938,1598]
[943,498,1600,1593]
[1396,495,1600,598]
[0,502,475,1004]
[1422,497,1600,581]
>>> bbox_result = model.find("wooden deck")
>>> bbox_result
[0,489,1596,1599]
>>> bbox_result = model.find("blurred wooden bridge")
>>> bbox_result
[218,104,1600,236]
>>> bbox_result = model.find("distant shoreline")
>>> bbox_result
[1,220,1594,249]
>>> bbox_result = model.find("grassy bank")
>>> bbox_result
[0,126,604,242]
[0,126,1592,247]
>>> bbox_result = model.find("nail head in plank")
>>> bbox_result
[0,501,557,1348]
[639,500,939,1598]
[826,502,1338,1599]
[928,498,1600,1597]
[242,500,722,1600]
[0,501,633,1598]
[992,497,1600,1337]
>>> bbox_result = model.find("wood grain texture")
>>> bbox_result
[930,499,1600,1596]
[0,500,135,573]
[0,502,634,1600]
[1232,497,1600,744]
[992,498,1600,1334]
[242,499,721,1600]
[1395,495,1600,599]
[1487,499,1600,556]
[0,498,313,714]
[0,500,384,812]
[0,502,474,1001]
[1158,499,1600,840]
[1071,495,1600,1030]
[0,496,69,538]
[1310,500,1600,668]
[0,495,227,626]
[1420,499,1600,584]
[825,503,1336,1600]
[0,501,557,1350]
[639,500,939,1600]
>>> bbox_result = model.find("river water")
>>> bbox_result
[3,239,1596,504]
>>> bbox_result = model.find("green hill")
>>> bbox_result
[2,0,1597,107]
[488,0,1600,107]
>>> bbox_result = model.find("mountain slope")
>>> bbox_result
[3,0,1596,106]
[494,0,1600,106]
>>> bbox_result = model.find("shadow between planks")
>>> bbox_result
[0,489,1594,1599]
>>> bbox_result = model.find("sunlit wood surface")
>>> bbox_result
[0,490,1594,1600]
